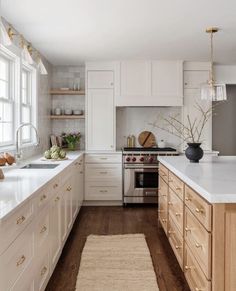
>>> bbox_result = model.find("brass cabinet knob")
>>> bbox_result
[16,255,26,266]
[16,215,26,225]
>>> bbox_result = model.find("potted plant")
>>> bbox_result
[150,103,217,163]
[61,132,81,151]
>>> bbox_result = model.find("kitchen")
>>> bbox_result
[1,1,236,291]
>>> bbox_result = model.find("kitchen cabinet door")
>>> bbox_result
[65,178,73,231]
[87,71,114,89]
[50,192,61,270]
[60,189,67,244]
[151,60,183,106]
[87,89,115,151]
[184,71,209,89]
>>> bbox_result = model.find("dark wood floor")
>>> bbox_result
[46,206,190,291]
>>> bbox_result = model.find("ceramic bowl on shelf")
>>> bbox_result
[64,109,73,115]
[73,109,83,115]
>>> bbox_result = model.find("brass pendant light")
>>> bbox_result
[201,27,227,101]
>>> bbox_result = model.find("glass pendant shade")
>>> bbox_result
[22,44,34,64]
[38,58,48,75]
[201,82,227,101]
[0,18,12,46]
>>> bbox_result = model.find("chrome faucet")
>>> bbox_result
[15,123,40,160]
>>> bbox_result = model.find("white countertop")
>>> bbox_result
[159,155,236,204]
[0,151,84,221]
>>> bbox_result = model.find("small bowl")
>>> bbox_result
[64,109,72,115]
[73,109,83,115]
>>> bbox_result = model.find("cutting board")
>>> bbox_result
[138,131,156,147]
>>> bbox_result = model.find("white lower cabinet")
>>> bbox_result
[0,155,84,291]
[85,153,122,201]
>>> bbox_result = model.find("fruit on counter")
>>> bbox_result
[4,153,15,165]
[43,146,67,160]
[0,155,6,166]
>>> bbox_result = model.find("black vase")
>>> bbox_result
[185,143,203,163]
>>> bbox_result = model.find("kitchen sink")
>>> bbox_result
[21,163,59,169]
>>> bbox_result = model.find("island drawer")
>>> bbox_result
[159,164,169,183]
[184,244,211,291]
[185,185,212,231]
[169,171,184,200]
[0,201,34,255]
[169,187,184,235]
[185,207,211,279]
[159,176,168,199]
[85,154,122,164]
[168,215,184,269]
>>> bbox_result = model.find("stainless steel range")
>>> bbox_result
[123,147,178,204]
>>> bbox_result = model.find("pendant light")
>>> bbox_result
[201,27,227,101]
[0,0,12,46]
[20,36,34,65]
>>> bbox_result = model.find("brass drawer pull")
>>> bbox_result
[53,183,58,189]
[168,230,175,234]
[100,190,108,193]
[161,219,167,223]
[66,186,72,191]
[41,266,48,276]
[175,212,181,217]
[100,171,108,174]
[160,170,166,176]
[161,194,167,197]
[175,245,181,249]
[195,242,202,248]
[80,171,83,174]
[16,215,26,225]
[195,207,204,214]
[169,178,173,182]
[185,227,191,232]
[40,225,47,234]
[175,187,181,191]
[185,197,192,201]
[40,194,47,201]
[100,157,107,160]
[168,202,173,205]
[195,288,203,291]
[16,255,26,266]
[184,265,192,271]
[55,196,60,202]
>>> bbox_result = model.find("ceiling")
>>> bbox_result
[2,0,236,65]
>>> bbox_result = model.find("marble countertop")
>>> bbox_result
[0,151,84,222]
[159,156,236,203]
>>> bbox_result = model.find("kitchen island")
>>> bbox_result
[158,156,236,291]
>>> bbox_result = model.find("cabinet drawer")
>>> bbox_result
[159,177,168,199]
[35,188,51,212]
[169,188,184,235]
[169,171,184,200]
[11,262,34,291]
[85,154,122,164]
[0,201,34,255]
[85,164,121,181]
[168,216,183,269]
[34,249,50,291]
[185,208,211,279]
[34,207,50,252]
[158,194,168,235]
[184,245,211,291]
[85,181,122,200]
[0,222,33,291]
[159,164,169,183]
[185,185,212,231]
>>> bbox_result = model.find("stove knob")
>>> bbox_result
[132,157,136,162]
[149,157,154,163]
[140,156,144,162]
[126,157,131,162]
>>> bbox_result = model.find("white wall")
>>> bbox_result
[116,107,182,150]
[215,65,236,84]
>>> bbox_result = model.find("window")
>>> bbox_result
[0,45,37,150]
[0,54,14,146]
[21,68,32,142]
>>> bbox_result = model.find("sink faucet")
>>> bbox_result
[15,123,40,160]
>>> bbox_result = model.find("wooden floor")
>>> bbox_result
[46,206,190,291]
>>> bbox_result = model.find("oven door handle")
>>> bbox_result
[124,165,159,169]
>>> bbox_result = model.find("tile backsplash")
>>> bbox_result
[51,66,86,150]
[116,107,182,150]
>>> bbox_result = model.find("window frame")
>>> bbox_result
[0,44,38,152]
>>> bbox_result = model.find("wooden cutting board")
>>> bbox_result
[138,131,156,148]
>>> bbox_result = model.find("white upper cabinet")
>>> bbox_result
[87,71,114,89]
[184,70,209,89]
[115,60,183,106]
